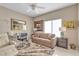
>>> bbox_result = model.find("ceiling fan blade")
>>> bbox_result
[35,8,39,14]
[36,6,45,9]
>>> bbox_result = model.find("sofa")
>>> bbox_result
[0,32,18,56]
[31,32,56,49]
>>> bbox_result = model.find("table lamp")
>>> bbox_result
[33,28,37,32]
[59,27,66,37]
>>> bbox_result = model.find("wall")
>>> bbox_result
[78,4,79,48]
[34,4,78,49]
[0,6,33,39]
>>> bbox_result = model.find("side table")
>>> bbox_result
[56,37,68,49]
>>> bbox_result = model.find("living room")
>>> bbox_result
[0,3,79,56]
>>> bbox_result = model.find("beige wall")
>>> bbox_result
[78,4,79,48]
[34,4,78,49]
[0,6,33,39]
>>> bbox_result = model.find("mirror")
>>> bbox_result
[11,18,26,31]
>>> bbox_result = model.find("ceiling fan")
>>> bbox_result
[27,3,45,13]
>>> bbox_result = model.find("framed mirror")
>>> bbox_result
[11,18,26,31]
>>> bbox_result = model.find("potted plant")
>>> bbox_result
[70,44,76,50]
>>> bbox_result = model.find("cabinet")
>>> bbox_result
[56,37,68,49]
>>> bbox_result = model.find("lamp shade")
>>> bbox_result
[33,28,37,31]
[59,27,66,32]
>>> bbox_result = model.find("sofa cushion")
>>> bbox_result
[38,32,55,40]
[48,34,55,40]
[33,32,55,40]
[35,38,51,47]
[37,32,48,39]
[38,38,50,43]
[0,33,9,47]
[0,45,18,56]
[32,37,39,40]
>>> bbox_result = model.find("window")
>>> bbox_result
[44,19,62,37]
[44,20,51,33]
[52,19,62,37]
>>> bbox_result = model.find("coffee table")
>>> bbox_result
[17,41,30,50]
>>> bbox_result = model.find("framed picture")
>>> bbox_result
[64,20,75,28]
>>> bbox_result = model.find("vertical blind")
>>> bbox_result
[44,19,62,37]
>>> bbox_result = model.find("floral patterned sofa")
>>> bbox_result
[0,32,18,56]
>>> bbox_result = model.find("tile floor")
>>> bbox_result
[53,47,79,56]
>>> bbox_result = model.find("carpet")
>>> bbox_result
[17,42,54,56]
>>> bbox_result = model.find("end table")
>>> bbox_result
[56,37,68,49]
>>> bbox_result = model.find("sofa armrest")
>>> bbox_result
[50,38,57,49]
[31,34,35,39]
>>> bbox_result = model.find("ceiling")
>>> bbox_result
[0,3,75,17]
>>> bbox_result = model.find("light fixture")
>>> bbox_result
[26,3,45,14]
[26,8,39,14]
